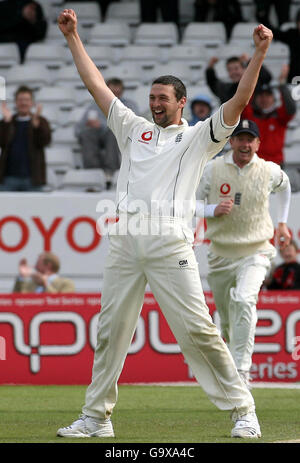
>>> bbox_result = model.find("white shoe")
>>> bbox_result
[57,414,115,438]
[231,412,261,438]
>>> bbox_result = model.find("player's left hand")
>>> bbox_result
[276,223,291,250]
[253,24,273,54]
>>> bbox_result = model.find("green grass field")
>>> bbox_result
[0,384,300,444]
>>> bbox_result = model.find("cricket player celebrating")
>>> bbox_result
[57,9,273,439]
[197,119,291,388]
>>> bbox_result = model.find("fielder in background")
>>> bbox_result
[56,8,273,440]
[197,119,291,388]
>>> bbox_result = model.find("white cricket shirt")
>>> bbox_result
[107,97,238,223]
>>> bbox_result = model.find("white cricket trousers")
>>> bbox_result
[82,215,255,421]
[207,249,275,372]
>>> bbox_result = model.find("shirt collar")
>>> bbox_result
[154,118,188,131]
[225,150,259,167]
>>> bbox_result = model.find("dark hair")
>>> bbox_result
[106,78,124,88]
[151,75,187,101]
[42,252,60,273]
[15,85,33,99]
[226,56,243,67]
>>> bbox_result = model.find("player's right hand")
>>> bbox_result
[58,9,77,36]
[214,199,234,217]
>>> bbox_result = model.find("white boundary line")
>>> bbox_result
[121,382,300,389]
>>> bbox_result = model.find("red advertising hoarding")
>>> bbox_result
[0,291,299,384]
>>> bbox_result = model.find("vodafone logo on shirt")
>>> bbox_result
[220,183,231,195]
[139,131,153,144]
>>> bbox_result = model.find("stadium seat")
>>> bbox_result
[39,106,63,131]
[219,43,254,60]
[284,145,300,167]
[51,126,79,151]
[182,22,226,48]
[60,106,86,127]
[59,168,107,192]
[45,147,76,174]
[166,45,208,81]
[291,127,300,145]
[44,167,60,191]
[55,65,85,89]
[143,61,200,86]
[102,62,142,89]
[179,0,194,25]
[63,2,101,26]
[0,44,20,71]
[34,86,76,111]
[118,45,164,70]
[129,85,151,118]
[111,169,120,189]
[239,0,256,22]
[280,22,295,32]
[86,22,131,46]
[25,44,68,69]
[134,23,179,46]
[81,45,116,70]
[105,2,140,26]
[45,22,88,44]
[230,22,258,45]
[5,64,51,90]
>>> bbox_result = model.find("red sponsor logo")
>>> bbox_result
[139,131,153,144]
[220,183,231,195]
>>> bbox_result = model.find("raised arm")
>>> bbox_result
[58,9,115,117]
[223,24,273,126]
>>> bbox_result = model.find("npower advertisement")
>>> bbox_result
[0,292,299,385]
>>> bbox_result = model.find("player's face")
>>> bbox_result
[230,133,260,166]
[149,84,186,128]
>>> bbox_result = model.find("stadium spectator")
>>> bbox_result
[205,55,272,105]
[254,0,291,28]
[189,94,212,125]
[194,0,243,39]
[264,240,300,290]
[269,8,300,84]
[139,0,179,25]
[0,85,51,192]
[0,0,47,63]
[13,252,75,293]
[242,65,296,167]
[197,119,291,388]
[75,78,139,185]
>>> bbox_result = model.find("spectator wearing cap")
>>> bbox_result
[242,65,296,167]
[197,118,291,388]
[189,94,212,126]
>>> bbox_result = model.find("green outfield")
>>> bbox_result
[0,384,300,443]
